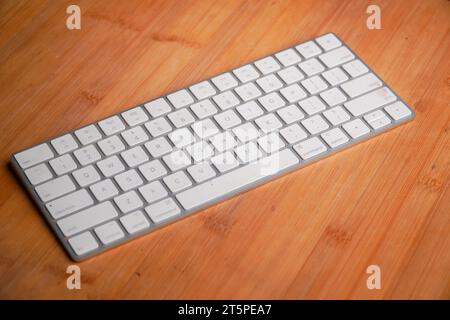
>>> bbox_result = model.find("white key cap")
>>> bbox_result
[275,48,302,67]
[58,201,118,237]
[298,96,326,115]
[211,72,238,91]
[368,115,391,129]
[121,146,149,167]
[341,73,382,98]
[74,144,101,166]
[15,143,54,169]
[209,132,237,152]
[364,109,386,123]
[90,179,119,201]
[168,127,196,148]
[95,221,125,245]
[212,91,240,110]
[320,87,347,106]
[280,124,308,144]
[187,162,216,183]
[163,150,191,171]
[214,110,242,130]
[35,175,76,202]
[233,64,260,83]
[344,87,397,116]
[256,74,283,93]
[72,165,100,187]
[296,41,322,59]
[343,59,368,78]
[233,122,260,143]
[192,118,220,139]
[163,171,192,193]
[254,56,280,74]
[145,198,181,224]
[68,232,99,256]
[298,58,325,76]
[49,154,77,175]
[342,118,370,138]
[321,128,349,148]
[277,105,305,124]
[144,98,172,118]
[144,117,172,137]
[139,159,167,181]
[97,155,125,177]
[257,132,285,154]
[177,149,299,210]
[319,46,354,68]
[121,126,149,146]
[144,136,172,157]
[235,82,262,101]
[316,33,342,51]
[323,106,351,126]
[301,75,328,94]
[190,80,216,100]
[167,89,194,109]
[114,190,144,213]
[236,101,264,121]
[185,141,214,162]
[25,163,53,185]
[75,125,102,145]
[322,67,349,86]
[98,116,125,136]
[277,65,304,84]
[211,151,239,173]
[139,181,168,203]
[190,99,218,119]
[97,135,125,156]
[293,137,327,160]
[384,101,412,120]
[120,210,150,234]
[167,108,195,128]
[114,169,143,191]
[51,134,78,155]
[301,114,329,135]
[255,113,283,133]
[235,141,262,163]
[258,92,286,112]
[280,84,307,103]
[122,107,149,127]
[46,189,94,219]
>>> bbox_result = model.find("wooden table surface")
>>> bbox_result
[0,0,448,299]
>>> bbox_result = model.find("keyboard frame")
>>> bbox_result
[11,32,415,261]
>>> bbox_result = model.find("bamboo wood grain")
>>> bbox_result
[0,0,448,299]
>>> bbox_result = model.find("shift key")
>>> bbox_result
[344,87,396,117]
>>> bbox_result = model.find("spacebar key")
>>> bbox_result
[176,149,299,210]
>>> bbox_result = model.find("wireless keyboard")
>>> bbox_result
[11,33,415,260]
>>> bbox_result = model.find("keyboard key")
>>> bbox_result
[298,58,325,76]
[114,190,144,213]
[277,105,305,124]
[35,175,76,202]
[168,127,196,148]
[342,119,371,138]
[293,137,327,160]
[167,89,194,109]
[58,201,118,237]
[98,116,125,136]
[120,210,150,234]
[255,113,283,133]
[90,179,119,201]
[97,135,125,156]
[256,74,283,93]
[214,110,242,130]
[258,92,286,112]
[211,151,239,173]
[301,75,328,94]
[121,146,149,167]
[344,87,397,117]
[343,59,368,78]
[95,221,125,245]
[212,91,240,110]
[163,150,191,171]
[211,72,238,91]
[209,132,237,152]
[280,124,308,144]
[301,114,329,135]
[280,84,307,103]
[163,171,192,193]
[322,67,349,86]
[384,101,412,120]
[74,144,101,166]
[191,118,220,138]
[46,189,94,219]
[49,154,77,175]
[185,141,214,162]
[320,87,347,106]
[235,141,262,163]
[254,56,280,74]
[323,106,351,126]
[139,159,167,181]
[114,169,143,191]
[75,125,102,145]
[368,115,391,130]
[144,136,172,157]
[145,117,173,137]
[187,162,216,183]
[237,101,264,120]
[235,82,262,101]
[257,132,285,154]
[298,96,326,115]
[15,143,54,169]
[341,73,382,98]
[315,33,341,51]
[68,231,99,256]
[97,155,125,177]
[296,41,322,59]
[321,128,349,148]
[145,198,181,224]
[139,181,168,203]
[319,46,354,68]
[190,99,218,119]
[233,64,259,83]
[277,65,304,84]
[233,122,260,143]
[25,163,53,185]
[167,108,195,128]
[121,126,149,146]
[275,48,302,66]
[51,134,78,155]
[177,149,299,210]
[144,98,172,118]
[72,165,100,187]
[122,107,149,127]
[190,81,216,100]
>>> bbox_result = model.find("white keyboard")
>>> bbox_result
[11,33,414,260]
